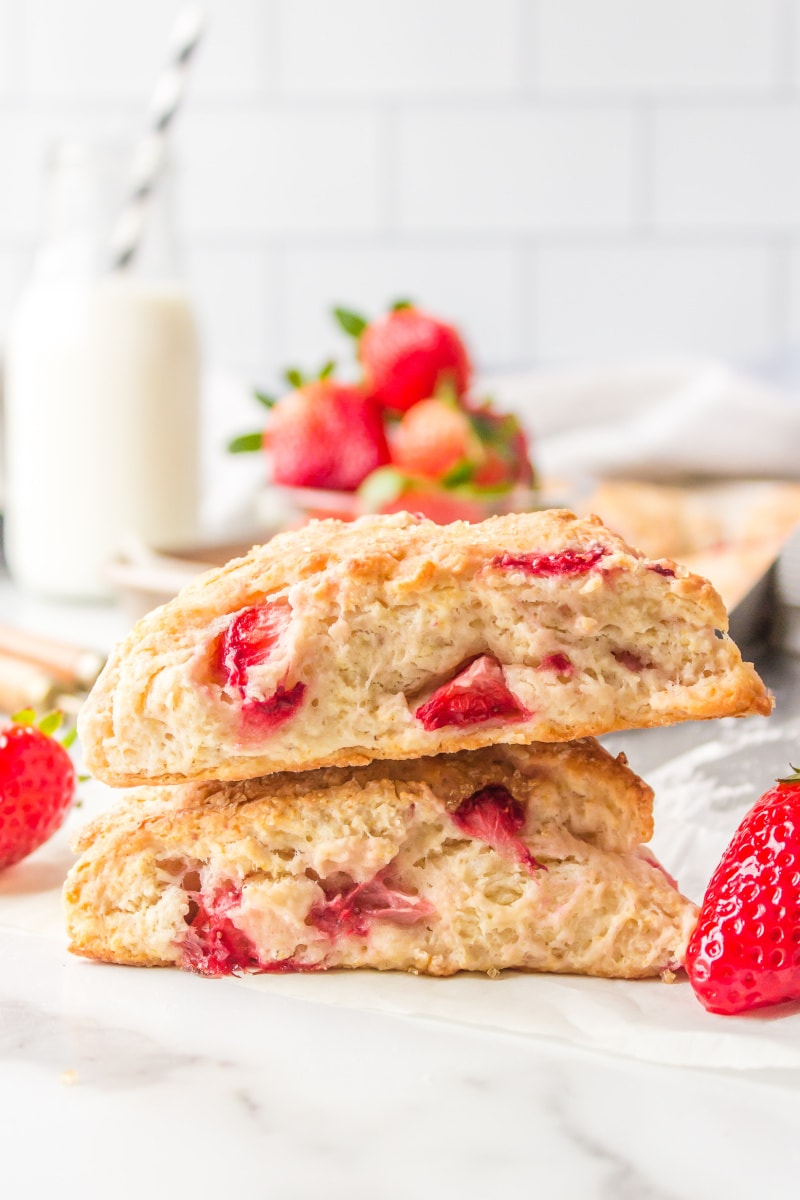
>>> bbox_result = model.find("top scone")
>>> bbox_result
[80,510,771,786]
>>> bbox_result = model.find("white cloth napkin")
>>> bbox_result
[488,359,800,482]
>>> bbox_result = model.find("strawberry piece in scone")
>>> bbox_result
[451,785,543,874]
[415,656,529,732]
[218,602,306,731]
[492,546,608,577]
[307,869,436,939]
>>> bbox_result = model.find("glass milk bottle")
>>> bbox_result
[4,140,199,599]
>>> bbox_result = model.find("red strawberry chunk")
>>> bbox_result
[686,778,800,1015]
[538,652,574,676]
[648,563,676,578]
[307,869,435,939]
[451,785,543,875]
[182,883,315,976]
[220,602,306,731]
[244,683,307,732]
[182,884,263,976]
[222,602,291,691]
[492,546,608,576]
[415,655,529,732]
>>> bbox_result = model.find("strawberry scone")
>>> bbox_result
[79,510,770,787]
[65,739,697,978]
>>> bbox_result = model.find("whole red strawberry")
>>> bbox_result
[686,767,800,1015]
[0,710,76,870]
[391,397,480,479]
[335,302,471,414]
[229,368,390,491]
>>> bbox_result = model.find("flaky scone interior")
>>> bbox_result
[79,510,770,787]
[65,740,697,979]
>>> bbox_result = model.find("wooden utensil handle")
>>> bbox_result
[0,625,104,688]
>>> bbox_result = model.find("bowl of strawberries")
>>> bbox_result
[229,301,537,526]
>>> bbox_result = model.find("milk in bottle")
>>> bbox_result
[4,141,199,599]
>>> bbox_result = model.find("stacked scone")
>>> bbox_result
[66,510,771,980]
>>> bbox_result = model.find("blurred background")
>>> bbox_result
[2,0,799,382]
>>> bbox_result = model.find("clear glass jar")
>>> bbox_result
[4,140,200,599]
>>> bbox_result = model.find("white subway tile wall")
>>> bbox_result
[535,1,779,93]
[1,0,800,377]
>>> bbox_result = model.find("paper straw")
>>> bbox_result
[109,5,205,271]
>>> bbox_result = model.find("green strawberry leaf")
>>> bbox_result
[458,479,515,498]
[333,307,368,338]
[11,708,36,725]
[431,376,462,410]
[38,711,63,738]
[227,431,264,454]
[254,390,276,409]
[62,726,78,751]
[285,367,305,389]
[318,359,336,380]
[390,298,414,312]
[471,409,520,446]
[433,374,461,408]
[778,764,800,784]
[358,466,414,511]
[442,460,476,488]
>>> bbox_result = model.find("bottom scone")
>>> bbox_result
[64,740,697,979]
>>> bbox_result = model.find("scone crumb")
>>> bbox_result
[486,967,501,980]
[407,967,419,976]
[60,1069,79,1086]
[660,968,677,984]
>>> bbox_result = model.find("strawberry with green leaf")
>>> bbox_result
[391,393,482,482]
[0,709,77,871]
[334,301,471,414]
[390,390,535,491]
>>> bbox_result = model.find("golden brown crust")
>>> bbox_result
[64,740,696,979]
[72,739,655,856]
[79,510,771,786]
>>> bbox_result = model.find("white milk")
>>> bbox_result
[5,274,199,599]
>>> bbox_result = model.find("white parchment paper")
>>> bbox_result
[4,715,800,1070]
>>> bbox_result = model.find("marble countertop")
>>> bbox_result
[3,582,800,1200]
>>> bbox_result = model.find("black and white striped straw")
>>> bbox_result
[109,5,205,271]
